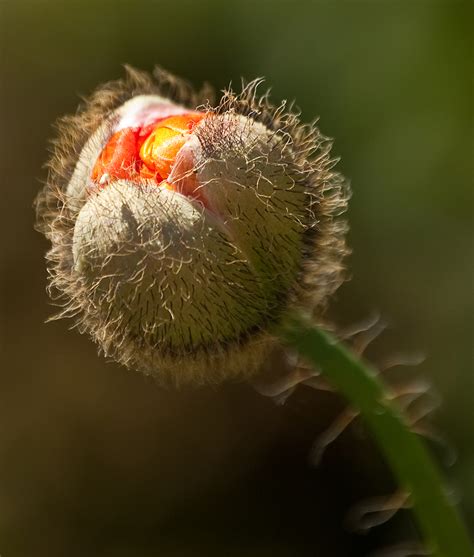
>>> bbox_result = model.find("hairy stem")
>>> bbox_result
[277,312,472,557]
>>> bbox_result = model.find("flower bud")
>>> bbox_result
[35,66,349,386]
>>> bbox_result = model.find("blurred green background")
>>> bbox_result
[0,1,472,555]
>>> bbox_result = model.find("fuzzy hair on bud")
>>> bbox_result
[35,66,350,386]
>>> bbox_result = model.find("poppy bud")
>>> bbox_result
[35,66,349,386]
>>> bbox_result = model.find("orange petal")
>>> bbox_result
[159,113,205,134]
[91,128,139,183]
[139,127,187,180]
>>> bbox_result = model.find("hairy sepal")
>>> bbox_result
[72,182,276,385]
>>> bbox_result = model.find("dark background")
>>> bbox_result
[0,1,472,555]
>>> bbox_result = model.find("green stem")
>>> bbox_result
[277,312,472,557]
